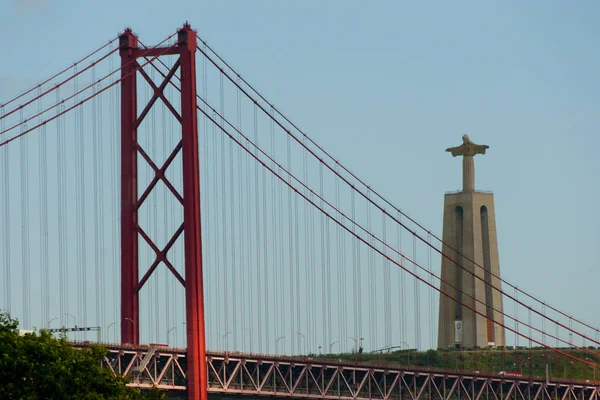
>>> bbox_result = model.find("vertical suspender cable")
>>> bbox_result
[171,86,179,346]
[569,317,573,348]
[201,51,210,348]
[542,302,546,346]
[278,164,285,353]
[325,205,332,352]
[413,235,420,350]
[98,74,106,333]
[294,192,301,352]
[1,105,9,314]
[57,88,66,328]
[246,109,253,351]
[397,212,404,347]
[310,189,317,352]
[38,89,49,327]
[163,84,171,345]
[110,46,119,339]
[515,286,519,348]
[236,76,245,351]
[145,67,153,342]
[150,65,159,341]
[270,107,279,352]
[529,307,532,349]
[19,107,30,328]
[263,151,269,352]
[352,190,358,345]
[383,213,391,347]
[220,73,229,349]
[75,65,85,339]
[320,163,326,353]
[367,189,374,350]
[228,93,240,349]
[335,166,342,350]
[428,234,435,350]
[254,103,262,353]
[229,87,237,350]
[287,133,294,353]
[212,109,220,348]
[93,64,102,339]
[302,135,310,351]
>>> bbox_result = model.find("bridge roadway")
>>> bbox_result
[73,342,600,400]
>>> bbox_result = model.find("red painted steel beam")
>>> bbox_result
[177,23,207,400]
[118,24,207,400]
[132,47,179,58]
[119,28,140,346]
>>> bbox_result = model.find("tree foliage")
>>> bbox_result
[0,312,165,399]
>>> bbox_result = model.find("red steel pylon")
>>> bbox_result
[119,24,207,400]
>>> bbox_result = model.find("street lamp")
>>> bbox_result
[296,332,306,355]
[329,340,339,354]
[347,337,365,353]
[347,337,358,352]
[167,327,177,346]
[47,317,58,328]
[318,345,322,355]
[222,331,232,351]
[65,313,77,326]
[107,322,117,342]
[124,318,136,344]
[275,336,285,355]
[243,328,252,353]
[124,317,136,329]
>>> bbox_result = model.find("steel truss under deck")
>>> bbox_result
[82,344,600,400]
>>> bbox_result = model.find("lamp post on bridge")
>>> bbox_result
[65,313,77,326]
[347,337,364,353]
[243,328,252,354]
[399,341,411,366]
[222,331,232,351]
[296,332,306,355]
[107,322,117,343]
[124,318,136,330]
[275,336,285,355]
[66,313,77,340]
[47,317,57,329]
[329,340,339,355]
[167,327,177,347]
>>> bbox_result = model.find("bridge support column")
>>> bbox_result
[119,28,139,346]
[118,24,207,400]
[178,25,208,400]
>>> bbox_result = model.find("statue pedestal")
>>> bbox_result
[437,191,506,349]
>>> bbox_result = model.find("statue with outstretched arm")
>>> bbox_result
[446,135,489,191]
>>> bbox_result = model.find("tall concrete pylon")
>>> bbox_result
[437,135,505,349]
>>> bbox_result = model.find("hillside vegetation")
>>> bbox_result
[324,347,600,381]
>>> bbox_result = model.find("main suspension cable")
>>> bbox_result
[194,36,600,338]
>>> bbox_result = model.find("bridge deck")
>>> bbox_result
[74,342,600,400]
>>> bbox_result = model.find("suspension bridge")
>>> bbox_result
[0,23,599,400]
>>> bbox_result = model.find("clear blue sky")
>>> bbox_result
[1,0,599,348]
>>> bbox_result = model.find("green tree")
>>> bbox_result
[0,312,165,399]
